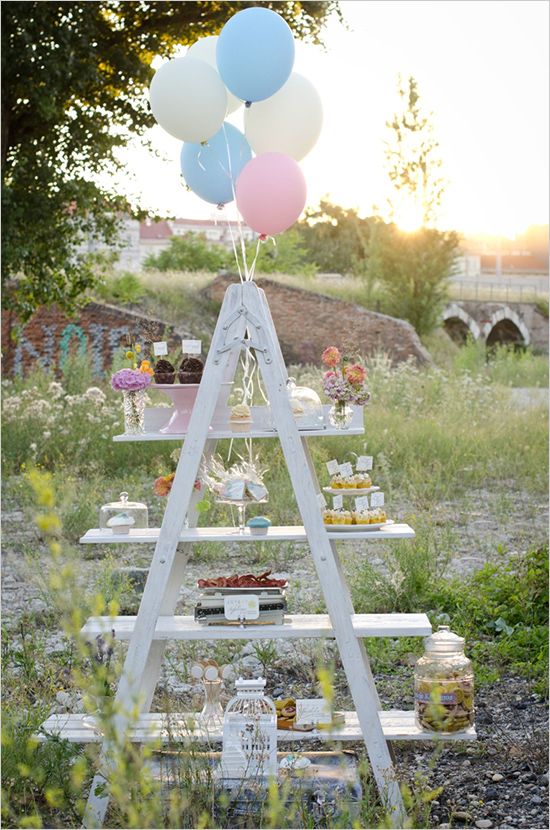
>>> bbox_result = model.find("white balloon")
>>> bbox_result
[187,35,242,115]
[149,57,227,142]
[244,73,323,161]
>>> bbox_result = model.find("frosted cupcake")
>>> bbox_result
[229,403,253,432]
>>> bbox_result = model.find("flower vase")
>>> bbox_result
[328,400,354,430]
[122,389,146,434]
[199,679,224,730]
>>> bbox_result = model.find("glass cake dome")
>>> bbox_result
[286,378,324,428]
[99,492,148,530]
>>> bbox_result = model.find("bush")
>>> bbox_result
[144,233,231,272]
[95,271,145,305]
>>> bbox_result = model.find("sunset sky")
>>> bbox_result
[119,0,549,238]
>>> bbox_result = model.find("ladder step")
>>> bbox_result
[79,524,416,544]
[36,710,476,744]
[81,613,432,640]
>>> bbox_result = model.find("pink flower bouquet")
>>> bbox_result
[111,369,152,392]
[321,348,370,406]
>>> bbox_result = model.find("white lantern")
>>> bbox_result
[221,677,277,779]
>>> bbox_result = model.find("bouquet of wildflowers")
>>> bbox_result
[321,346,370,406]
[111,334,154,391]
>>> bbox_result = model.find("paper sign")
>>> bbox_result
[338,462,353,477]
[295,698,332,726]
[326,459,339,475]
[317,492,327,509]
[355,496,370,511]
[370,491,385,506]
[333,494,343,510]
[181,339,202,354]
[357,455,373,471]
[224,594,259,621]
[153,341,168,356]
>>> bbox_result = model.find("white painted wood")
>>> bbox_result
[79,523,416,544]
[112,404,364,442]
[84,284,248,828]
[81,612,432,640]
[38,710,476,744]
[244,283,406,825]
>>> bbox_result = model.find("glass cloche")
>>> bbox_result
[99,492,148,530]
[286,378,324,429]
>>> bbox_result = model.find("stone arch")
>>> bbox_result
[481,306,530,347]
[442,303,480,344]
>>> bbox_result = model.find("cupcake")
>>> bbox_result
[330,473,344,489]
[246,516,272,535]
[354,473,372,488]
[107,512,135,535]
[179,357,203,384]
[323,509,333,525]
[154,358,175,384]
[229,403,253,432]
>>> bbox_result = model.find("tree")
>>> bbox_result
[248,229,317,276]
[367,222,460,336]
[143,234,232,272]
[298,200,373,275]
[367,76,460,335]
[1,2,339,321]
[385,75,445,229]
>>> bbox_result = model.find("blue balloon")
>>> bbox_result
[216,8,295,103]
[180,123,252,205]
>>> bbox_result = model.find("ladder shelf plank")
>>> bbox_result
[37,710,476,744]
[81,612,433,640]
[80,524,416,544]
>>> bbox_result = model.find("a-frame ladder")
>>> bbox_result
[83,281,406,827]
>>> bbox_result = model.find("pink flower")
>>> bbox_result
[321,346,341,368]
[323,370,337,381]
[111,368,151,392]
[153,473,175,496]
[344,363,367,386]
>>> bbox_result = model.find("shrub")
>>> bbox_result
[144,233,231,272]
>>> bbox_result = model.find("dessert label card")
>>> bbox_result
[182,339,201,354]
[370,491,385,506]
[295,698,332,726]
[338,462,353,477]
[326,459,339,475]
[333,494,344,510]
[357,455,373,471]
[224,594,259,621]
[317,492,327,509]
[355,496,370,511]
[153,341,168,356]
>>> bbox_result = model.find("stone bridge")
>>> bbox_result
[442,301,548,352]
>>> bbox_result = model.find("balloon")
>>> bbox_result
[236,153,306,236]
[181,123,252,205]
[216,8,295,103]
[187,36,241,115]
[244,73,323,161]
[149,57,227,142]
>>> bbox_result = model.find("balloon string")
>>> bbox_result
[247,237,263,283]
[222,122,251,281]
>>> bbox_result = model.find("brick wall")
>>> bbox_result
[204,275,432,365]
[1,303,188,378]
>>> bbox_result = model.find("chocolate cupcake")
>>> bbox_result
[154,358,175,384]
[179,356,203,384]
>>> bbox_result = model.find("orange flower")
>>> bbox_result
[153,473,175,496]
[344,363,367,385]
[321,346,341,368]
[139,360,154,376]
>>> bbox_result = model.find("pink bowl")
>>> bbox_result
[157,385,200,433]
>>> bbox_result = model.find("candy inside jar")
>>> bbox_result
[414,625,474,733]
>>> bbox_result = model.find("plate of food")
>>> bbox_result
[325,520,393,532]
[323,486,380,496]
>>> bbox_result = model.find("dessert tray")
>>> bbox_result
[323,486,380,496]
[323,520,393,532]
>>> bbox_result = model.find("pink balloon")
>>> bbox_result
[236,152,306,235]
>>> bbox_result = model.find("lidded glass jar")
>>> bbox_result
[414,626,474,733]
[99,492,148,530]
[221,677,277,778]
[286,378,324,428]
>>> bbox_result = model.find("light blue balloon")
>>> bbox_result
[180,123,252,205]
[216,7,295,103]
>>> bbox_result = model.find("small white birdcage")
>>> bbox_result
[221,677,277,779]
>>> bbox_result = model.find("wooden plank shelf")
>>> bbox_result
[80,524,416,544]
[112,404,364,442]
[37,710,476,744]
[81,612,433,641]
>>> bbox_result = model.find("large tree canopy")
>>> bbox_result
[1,1,339,320]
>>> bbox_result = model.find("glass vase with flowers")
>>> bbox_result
[321,346,370,429]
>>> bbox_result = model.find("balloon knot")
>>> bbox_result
[200,140,208,147]
[245,101,252,109]
[216,203,225,211]
[259,233,267,242]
